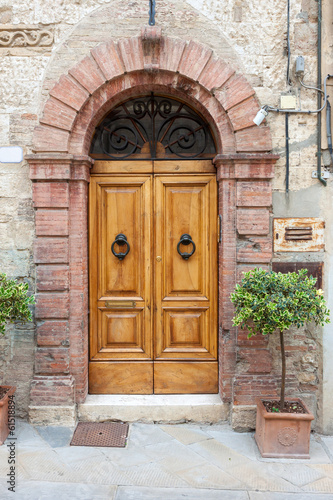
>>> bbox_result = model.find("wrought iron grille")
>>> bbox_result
[90,93,216,160]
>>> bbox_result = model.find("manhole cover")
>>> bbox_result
[70,422,129,447]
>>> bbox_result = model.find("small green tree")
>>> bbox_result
[0,273,35,336]
[231,268,330,409]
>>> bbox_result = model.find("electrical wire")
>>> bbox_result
[286,0,291,86]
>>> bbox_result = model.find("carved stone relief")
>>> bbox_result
[0,25,53,47]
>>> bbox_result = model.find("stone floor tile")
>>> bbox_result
[189,437,250,470]
[12,421,50,450]
[65,458,133,485]
[35,426,74,448]
[265,462,325,487]
[121,461,189,488]
[54,445,106,464]
[144,439,206,467]
[311,464,333,479]
[228,462,301,492]
[100,445,154,467]
[320,436,333,460]
[9,480,117,500]
[302,476,333,493]
[206,429,258,460]
[159,424,211,444]
[175,461,246,489]
[128,423,174,447]
[249,492,333,500]
[115,486,249,500]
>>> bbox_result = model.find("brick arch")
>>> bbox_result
[33,31,272,155]
[28,29,279,425]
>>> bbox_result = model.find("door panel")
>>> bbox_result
[154,175,218,372]
[89,168,218,395]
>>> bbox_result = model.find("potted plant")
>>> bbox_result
[0,273,35,445]
[231,268,330,458]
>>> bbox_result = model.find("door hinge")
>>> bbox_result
[217,215,222,243]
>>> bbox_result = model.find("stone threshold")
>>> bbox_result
[78,394,229,424]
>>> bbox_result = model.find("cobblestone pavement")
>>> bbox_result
[1,420,333,499]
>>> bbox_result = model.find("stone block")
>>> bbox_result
[29,405,76,426]
[231,404,257,432]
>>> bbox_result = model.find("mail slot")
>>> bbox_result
[104,300,136,309]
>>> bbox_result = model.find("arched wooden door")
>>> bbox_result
[88,95,218,394]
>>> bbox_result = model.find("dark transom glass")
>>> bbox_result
[90,93,216,160]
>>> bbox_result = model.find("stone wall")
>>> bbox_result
[0,0,332,428]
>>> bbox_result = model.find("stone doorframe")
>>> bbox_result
[27,27,278,425]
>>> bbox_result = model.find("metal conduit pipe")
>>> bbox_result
[317,0,326,185]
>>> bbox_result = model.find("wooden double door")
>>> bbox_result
[89,161,218,394]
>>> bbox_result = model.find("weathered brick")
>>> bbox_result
[50,75,89,111]
[198,57,235,91]
[69,55,105,94]
[237,327,269,347]
[37,320,69,346]
[40,98,77,131]
[30,375,75,405]
[215,73,255,111]
[233,375,278,405]
[160,36,186,72]
[36,265,69,291]
[30,163,71,180]
[237,237,272,263]
[227,96,261,131]
[178,41,212,82]
[91,40,124,80]
[36,209,69,236]
[235,126,272,152]
[33,125,69,153]
[34,238,69,264]
[237,208,270,235]
[35,347,70,374]
[237,181,272,207]
[35,293,70,319]
[33,182,69,208]
[117,37,143,72]
[234,162,275,179]
[238,348,273,373]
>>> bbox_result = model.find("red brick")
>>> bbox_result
[35,347,70,374]
[234,162,275,179]
[235,126,272,152]
[92,40,124,80]
[35,293,70,319]
[160,37,186,72]
[69,55,105,94]
[227,96,261,131]
[34,238,69,264]
[237,181,272,207]
[50,75,89,111]
[117,37,143,72]
[198,57,235,91]
[30,163,71,180]
[237,237,272,263]
[178,41,212,82]
[36,265,69,291]
[37,320,69,346]
[36,209,69,236]
[215,73,255,111]
[30,375,75,405]
[238,348,273,373]
[233,375,278,405]
[40,98,77,131]
[33,182,69,208]
[237,327,269,347]
[141,26,162,71]
[33,125,69,153]
[237,208,270,235]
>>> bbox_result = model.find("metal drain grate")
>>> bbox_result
[70,422,129,447]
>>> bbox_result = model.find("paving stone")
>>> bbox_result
[311,464,333,480]
[302,476,333,493]
[115,486,249,500]
[35,426,74,448]
[175,462,246,489]
[17,449,85,482]
[144,439,206,469]
[249,493,333,500]
[189,437,249,470]
[265,462,325,487]
[228,462,301,492]
[320,436,333,460]
[128,423,174,447]
[121,462,189,488]
[64,458,133,485]
[54,445,106,464]
[14,421,50,450]
[100,445,154,468]
[206,429,258,460]
[159,425,211,444]
[11,480,117,500]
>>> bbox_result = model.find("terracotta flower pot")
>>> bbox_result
[255,397,314,459]
[0,386,16,446]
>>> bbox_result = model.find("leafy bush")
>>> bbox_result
[0,273,35,335]
[231,268,330,408]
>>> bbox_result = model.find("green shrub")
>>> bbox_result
[231,268,330,408]
[0,273,35,335]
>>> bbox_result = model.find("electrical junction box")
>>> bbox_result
[280,94,297,110]
[274,218,325,252]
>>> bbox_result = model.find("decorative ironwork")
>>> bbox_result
[111,234,130,261]
[177,234,196,260]
[90,93,216,160]
[149,0,156,26]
